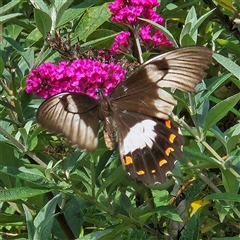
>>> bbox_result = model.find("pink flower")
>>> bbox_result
[110,32,131,53]
[108,0,172,48]
[26,60,126,99]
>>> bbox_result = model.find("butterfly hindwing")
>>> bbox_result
[111,47,212,120]
[111,109,183,184]
[36,92,100,151]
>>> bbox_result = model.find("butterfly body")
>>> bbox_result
[36,47,212,185]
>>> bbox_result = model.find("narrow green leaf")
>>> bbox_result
[0,187,52,201]
[34,8,52,38]
[0,13,23,24]
[119,193,132,211]
[77,229,113,240]
[23,204,35,240]
[190,9,215,37]
[33,194,60,240]
[0,0,21,14]
[0,99,16,112]
[139,205,182,226]
[3,37,34,69]
[0,57,4,75]
[55,0,73,25]
[0,213,25,224]
[184,147,218,166]
[30,0,50,14]
[96,166,126,199]
[213,52,240,80]
[0,165,48,185]
[203,93,240,133]
[57,0,96,27]
[81,33,118,49]
[180,210,200,240]
[204,193,240,202]
[200,73,231,105]
[180,34,195,46]
[27,126,41,151]
[217,39,240,57]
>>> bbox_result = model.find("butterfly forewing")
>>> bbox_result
[37,92,100,151]
[111,47,212,120]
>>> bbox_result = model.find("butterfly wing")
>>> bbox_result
[112,109,183,184]
[36,92,100,151]
[109,46,212,184]
[111,46,212,119]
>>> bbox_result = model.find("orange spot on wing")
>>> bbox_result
[137,170,145,175]
[151,169,156,173]
[169,133,176,143]
[165,120,171,128]
[159,159,167,166]
[165,147,174,156]
[124,156,133,165]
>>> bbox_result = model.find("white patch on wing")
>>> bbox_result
[152,88,177,119]
[123,119,157,154]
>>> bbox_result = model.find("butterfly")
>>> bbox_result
[36,46,212,185]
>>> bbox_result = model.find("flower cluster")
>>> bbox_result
[109,0,159,24]
[109,0,172,50]
[26,60,126,99]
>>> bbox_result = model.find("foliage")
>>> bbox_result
[0,0,240,239]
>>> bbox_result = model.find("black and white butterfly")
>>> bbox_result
[36,46,212,185]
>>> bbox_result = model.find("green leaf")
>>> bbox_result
[212,237,240,240]
[33,194,60,240]
[96,166,126,199]
[119,193,132,211]
[0,0,21,14]
[27,125,42,151]
[180,7,197,45]
[180,33,195,46]
[200,73,231,105]
[184,147,218,166]
[25,28,42,47]
[180,210,200,240]
[0,57,4,75]
[0,13,23,24]
[57,0,96,27]
[54,0,74,25]
[75,3,111,41]
[203,92,240,133]
[0,187,53,201]
[190,9,215,37]
[204,193,240,202]
[138,205,182,226]
[0,213,25,224]
[81,33,118,50]
[30,0,50,14]
[23,204,35,240]
[217,39,240,57]
[77,229,113,240]
[34,8,52,38]
[0,165,49,186]
[221,169,239,194]
[3,37,34,69]
[213,52,240,80]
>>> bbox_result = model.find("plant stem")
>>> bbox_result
[11,69,23,123]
